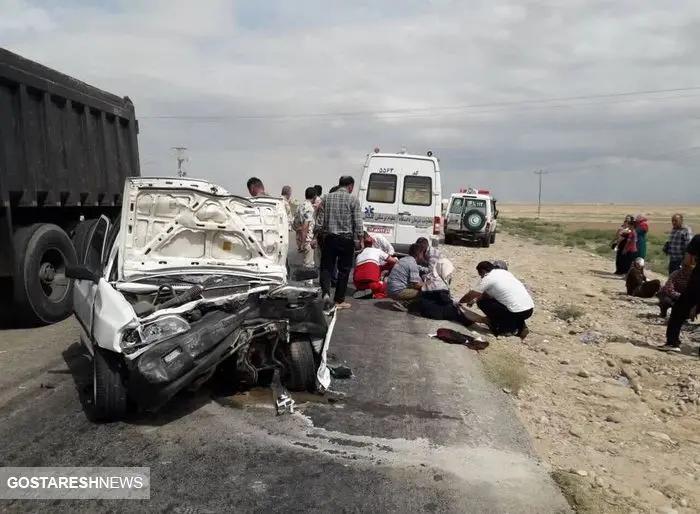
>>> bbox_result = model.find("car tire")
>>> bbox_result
[92,348,128,422]
[285,339,316,392]
[482,235,491,248]
[463,209,486,232]
[490,232,496,244]
[444,233,454,245]
[12,224,77,325]
[71,219,99,264]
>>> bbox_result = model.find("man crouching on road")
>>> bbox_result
[458,261,534,340]
[387,244,428,311]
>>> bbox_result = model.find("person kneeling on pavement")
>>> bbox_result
[387,244,428,310]
[352,242,397,299]
[626,258,661,298]
[458,261,534,340]
[658,260,694,318]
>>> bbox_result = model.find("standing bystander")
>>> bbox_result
[292,187,317,268]
[247,177,266,197]
[281,185,292,224]
[315,176,362,309]
[663,214,692,274]
[660,234,700,353]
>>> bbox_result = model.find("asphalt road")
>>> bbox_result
[0,294,569,513]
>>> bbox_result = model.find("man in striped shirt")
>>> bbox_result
[664,214,692,274]
[315,176,363,309]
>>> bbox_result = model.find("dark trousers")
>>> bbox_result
[320,234,354,303]
[666,273,700,347]
[477,297,533,335]
[418,290,471,325]
[614,246,626,275]
[669,259,683,275]
[631,279,661,298]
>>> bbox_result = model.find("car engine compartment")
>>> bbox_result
[117,280,334,412]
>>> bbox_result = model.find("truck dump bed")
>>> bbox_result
[0,48,140,209]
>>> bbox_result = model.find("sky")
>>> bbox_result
[2,0,700,203]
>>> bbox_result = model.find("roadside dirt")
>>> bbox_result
[444,232,700,514]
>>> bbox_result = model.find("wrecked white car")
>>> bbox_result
[67,177,335,421]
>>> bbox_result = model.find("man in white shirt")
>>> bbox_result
[362,231,395,256]
[458,261,534,340]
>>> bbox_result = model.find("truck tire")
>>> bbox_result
[13,224,77,325]
[92,348,128,422]
[285,339,316,392]
[71,219,99,264]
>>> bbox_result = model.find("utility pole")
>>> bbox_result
[534,170,548,218]
[172,146,188,177]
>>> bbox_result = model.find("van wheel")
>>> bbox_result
[92,348,128,422]
[482,236,491,248]
[490,232,496,244]
[285,339,316,392]
[13,224,77,325]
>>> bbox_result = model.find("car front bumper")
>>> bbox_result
[445,229,488,241]
[127,291,334,410]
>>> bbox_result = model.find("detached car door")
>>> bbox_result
[72,216,109,336]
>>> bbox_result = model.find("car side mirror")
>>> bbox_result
[66,265,99,283]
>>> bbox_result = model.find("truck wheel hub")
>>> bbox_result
[39,262,56,283]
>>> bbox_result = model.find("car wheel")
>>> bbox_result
[462,209,486,232]
[13,224,77,325]
[482,235,491,248]
[285,339,316,392]
[490,232,496,244]
[92,348,128,421]
[444,233,454,245]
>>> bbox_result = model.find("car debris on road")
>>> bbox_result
[67,177,337,421]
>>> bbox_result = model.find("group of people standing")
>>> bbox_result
[611,212,699,354]
[613,214,649,275]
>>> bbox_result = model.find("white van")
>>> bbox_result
[358,150,442,253]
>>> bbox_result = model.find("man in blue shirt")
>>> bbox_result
[387,244,426,310]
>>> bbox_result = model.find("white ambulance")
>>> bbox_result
[358,149,442,253]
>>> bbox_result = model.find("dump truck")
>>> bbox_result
[0,48,140,324]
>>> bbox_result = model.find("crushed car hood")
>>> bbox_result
[119,177,288,281]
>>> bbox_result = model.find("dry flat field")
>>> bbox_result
[500,204,700,236]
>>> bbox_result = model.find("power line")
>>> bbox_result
[139,85,700,121]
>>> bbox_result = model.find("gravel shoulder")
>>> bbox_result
[444,232,700,513]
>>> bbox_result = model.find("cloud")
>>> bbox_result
[2,0,700,202]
